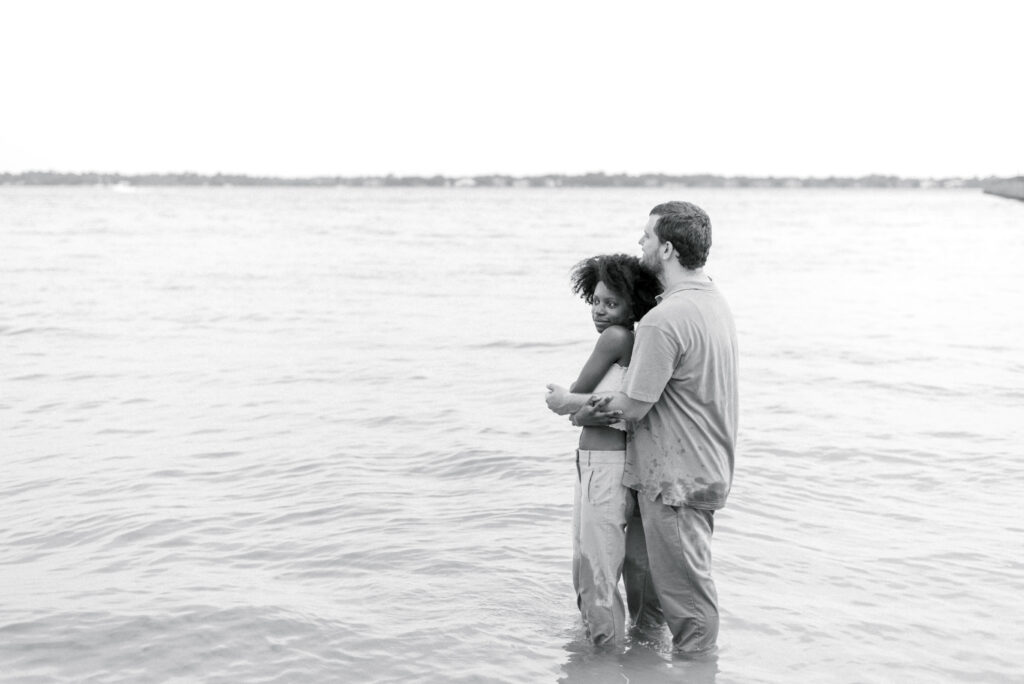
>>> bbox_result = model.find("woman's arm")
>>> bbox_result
[571,326,631,392]
[546,326,631,415]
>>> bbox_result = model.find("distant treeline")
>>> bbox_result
[0,170,1008,189]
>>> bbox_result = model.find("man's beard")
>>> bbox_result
[642,252,663,274]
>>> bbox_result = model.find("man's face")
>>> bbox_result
[639,214,663,273]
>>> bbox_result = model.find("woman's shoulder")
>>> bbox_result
[596,325,634,351]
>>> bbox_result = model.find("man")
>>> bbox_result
[569,200,738,656]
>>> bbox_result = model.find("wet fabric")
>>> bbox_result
[622,491,663,631]
[621,279,738,509]
[571,449,633,645]
[638,495,719,656]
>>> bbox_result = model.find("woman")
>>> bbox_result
[546,253,661,646]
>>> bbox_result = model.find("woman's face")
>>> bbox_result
[591,281,633,333]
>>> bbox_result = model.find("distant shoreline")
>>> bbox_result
[1,171,1017,189]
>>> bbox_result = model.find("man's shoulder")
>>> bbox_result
[637,306,671,330]
[657,283,731,315]
[639,293,695,326]
[638,287,735,343]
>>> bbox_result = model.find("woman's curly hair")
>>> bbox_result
[570,253,662,324]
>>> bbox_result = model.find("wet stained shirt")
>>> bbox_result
[621,279,738,509]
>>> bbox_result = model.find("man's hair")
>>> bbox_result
[649,201,712,269]
[570,253,662,323]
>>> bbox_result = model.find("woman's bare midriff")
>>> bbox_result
[579,425,627,451]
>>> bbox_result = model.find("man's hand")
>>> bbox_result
[570,394,624,427]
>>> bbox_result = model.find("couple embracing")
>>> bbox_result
[546,201,738,657]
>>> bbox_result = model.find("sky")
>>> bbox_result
[2,0,1022,178]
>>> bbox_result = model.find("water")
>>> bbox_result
[2,186,1022,682]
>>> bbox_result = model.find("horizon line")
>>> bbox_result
[2,170,1018,181]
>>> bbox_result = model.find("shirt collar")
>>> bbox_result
[655,276,714,303]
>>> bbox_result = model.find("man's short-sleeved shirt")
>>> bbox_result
[622,278,738,509]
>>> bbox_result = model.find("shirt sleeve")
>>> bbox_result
[622,324,679,403]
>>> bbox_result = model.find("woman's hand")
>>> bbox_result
[545,384,571,413]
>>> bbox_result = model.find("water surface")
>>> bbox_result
[2,186,1022,682]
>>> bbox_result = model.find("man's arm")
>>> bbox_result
[569,391,654,427]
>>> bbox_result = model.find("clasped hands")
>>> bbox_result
[545,383,623,427]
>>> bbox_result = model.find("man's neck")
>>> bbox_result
[659,265,708,291]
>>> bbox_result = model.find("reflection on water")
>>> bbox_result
[559,628,719,684]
